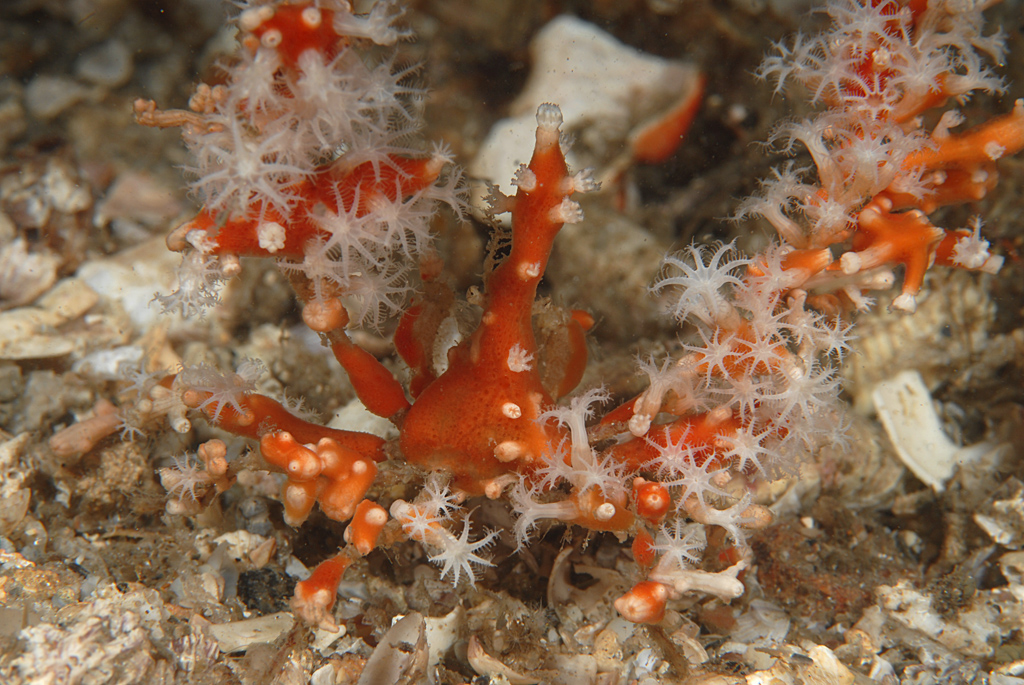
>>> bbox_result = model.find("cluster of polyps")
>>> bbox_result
[125,0,1021,632]
[738,0,1016,313]
[135,0,463,328]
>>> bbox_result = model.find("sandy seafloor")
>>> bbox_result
[1,0,1024,683]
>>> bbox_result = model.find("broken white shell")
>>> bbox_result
[470,15,701,199]
[467,634,539,685]
[872,370,996,492]
[205,612,295,653]
[356,612,427,685]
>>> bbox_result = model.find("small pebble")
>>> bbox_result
[75,40,133,88]
[25,75,88,120]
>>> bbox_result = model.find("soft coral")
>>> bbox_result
[397,104,596,495]
[124,0,1021,636]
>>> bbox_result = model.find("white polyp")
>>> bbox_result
[932,110,964,140]
[708,407,735,428]
[841,285,873,311]
[840,252,862,274]
[170,412,191,434]
[494,441,525,462]
[512,165,537,192]
[507,343,534,372]
[558,132,572,156]
[518,261,541,280]
[594,502,616,522]
[290,455,320,481]
[286,483,313,509]
[566,168,600,194]
[483,184,514,216]
[550,197,583,224]
[186,229,217,254]
[629,413,652,438]
[952,225,992,269]
[364,507,388,526]
[781,360,805,381]
[303,299,345,332]
[239,7,274,32]
[261,29,283,49]
[301,6,322,28]
[390,499,412,520]
[257,221,286,253]
[984,141,1006,161]
[220,254,241,276]
[502,402,523,419]
[536,103,563,131]
[891,292,917,313]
